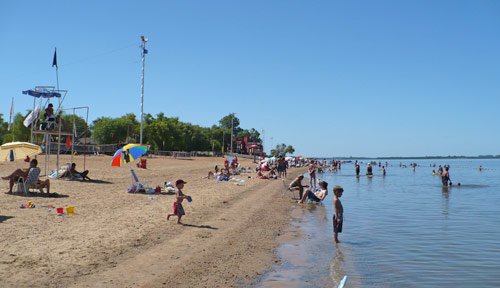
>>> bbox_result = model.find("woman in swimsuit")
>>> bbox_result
[308,163,316,189]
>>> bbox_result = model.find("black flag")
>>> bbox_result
[52,48,57,68]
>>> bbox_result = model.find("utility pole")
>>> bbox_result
[261,129,265,155]
[140,35,149,144]
[230,112,235,154]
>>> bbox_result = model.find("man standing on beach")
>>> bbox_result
[277,156,286,178]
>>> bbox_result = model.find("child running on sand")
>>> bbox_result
[167,179,191,224]
[333,185,344,243]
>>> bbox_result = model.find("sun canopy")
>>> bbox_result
[23,89,61,98]
[0,142,42,162]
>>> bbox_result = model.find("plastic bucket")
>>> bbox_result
[187,196,192,202]
[66,206,74,215]
[57,208,64,214]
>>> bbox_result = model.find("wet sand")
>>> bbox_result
[0,155,305,287]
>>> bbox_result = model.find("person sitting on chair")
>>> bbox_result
[2,159,50,193]
[70,163,91,180]
[44,103,65,128]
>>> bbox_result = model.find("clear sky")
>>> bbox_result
[1,0,499,157]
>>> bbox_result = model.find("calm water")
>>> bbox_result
[259,159,500,288]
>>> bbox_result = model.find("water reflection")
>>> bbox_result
[441,186,450,217]
[330,244,345,287]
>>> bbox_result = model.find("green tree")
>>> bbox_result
[61,114,90,139]
[91,114,139,144]
[236,128,262,143]
[0,113,8,144]
[219,113,243,135]
[270,143,295,157]
[4,112,31,143]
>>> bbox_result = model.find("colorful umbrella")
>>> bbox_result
[0,142,42,162]
[111,144,149,167]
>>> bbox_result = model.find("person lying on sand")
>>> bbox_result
[204,171,214,179]
[298,180,328,204]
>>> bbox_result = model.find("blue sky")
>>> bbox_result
[1,0,499,157]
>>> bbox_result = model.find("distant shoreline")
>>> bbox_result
[310,156,500,160]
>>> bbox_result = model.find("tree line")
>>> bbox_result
[0,111,269,153]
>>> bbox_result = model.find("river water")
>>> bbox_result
[258,159,500,288]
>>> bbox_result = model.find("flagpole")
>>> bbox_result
[8,97,13,132]
[140,36,148,144]
[54,47,60,92]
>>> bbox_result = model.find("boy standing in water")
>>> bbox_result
[167,179,191,224]
[333,185,344,243]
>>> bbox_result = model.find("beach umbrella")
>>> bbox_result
[226,156,233,163]
[111,144,149,167]
[0,142,42,162]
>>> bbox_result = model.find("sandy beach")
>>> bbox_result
[0,155,305,287]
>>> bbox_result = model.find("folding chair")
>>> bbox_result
[130,169,153,193]
[18,168,41,195]
[282,179,293,197]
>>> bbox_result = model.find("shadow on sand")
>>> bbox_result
[5,192,69,198]
[181,223,218,230]
[0,215,14,223]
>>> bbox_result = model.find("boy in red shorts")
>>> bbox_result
[167,179,191,224]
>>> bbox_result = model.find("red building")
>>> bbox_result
[232,137,263,156]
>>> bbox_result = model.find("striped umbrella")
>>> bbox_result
[111,144,149,167]
[0,142,42,162]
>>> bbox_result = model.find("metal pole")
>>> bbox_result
[71,109,75,164]
[84,107,89,170]
[56,117,61,176]
[55,48,60,93]
[140,36,148,144]
[230,113,234,154]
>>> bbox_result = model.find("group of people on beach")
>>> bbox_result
[289,173,344,243]
[2,157,92,195]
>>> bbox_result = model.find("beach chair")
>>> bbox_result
[282,179,293,197]
[130,169,153,193]
[18,168,41,195]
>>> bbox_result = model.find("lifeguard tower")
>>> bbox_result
[23,86,89,176]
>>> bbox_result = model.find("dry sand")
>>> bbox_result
[0,155,305,287]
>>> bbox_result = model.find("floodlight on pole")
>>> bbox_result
[140,36,148,144]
